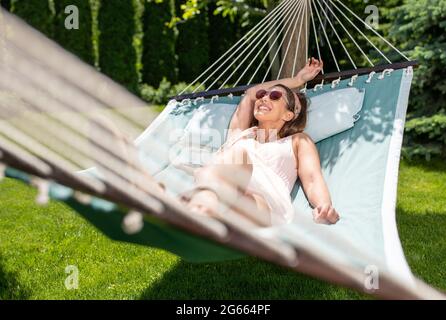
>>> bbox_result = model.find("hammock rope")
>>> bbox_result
[182,0,294,94]
[309,0,324,74]
[238,0,305,86]
[335,0,410,61]
[245,0,302,85]
[328,0,391,64]
[278,1,307,80]
[311,0,341,72]
[220,0,304,88]
[318,0,373,67]
[260,0,306,84]
[314,0,356,69]
[177,0,415,100]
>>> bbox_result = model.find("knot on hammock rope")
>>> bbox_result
[313,80,325,92]
[405,66,414,77]
[348,75,358,87]
[122,210,144,235]
[331,77,342,89]
[180,98,192,107]
[378,69,394,80]
[211,95,219,103]
[73,191,93,205]
[193,97,205,105]
[31,177,50,205]
[366,71,376,84]
[0,162,5,181]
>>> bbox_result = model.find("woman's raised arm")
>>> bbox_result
[227,58,323,140]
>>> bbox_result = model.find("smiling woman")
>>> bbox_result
[168,58,341,227]
[250,84,308,138]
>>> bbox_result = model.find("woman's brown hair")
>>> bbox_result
[250,83,309,138]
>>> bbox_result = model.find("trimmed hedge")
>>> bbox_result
[208,2,238,76]
[90,0,100,68]
[10,0,54,38]
[1,0,11,10]
[207,2,253,87]
[98,0,139,93]
[175,0,209,83]
[53,0,94,65]
[142,0,177,86]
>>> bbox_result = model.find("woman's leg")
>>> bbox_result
[186,145,272,226]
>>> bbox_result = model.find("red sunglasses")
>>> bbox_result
[255,89,284,101]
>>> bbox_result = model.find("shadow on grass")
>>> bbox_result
[0,255,31,300]
[139,257,365,300]
[140,205,446,300]
[397,207,446,293]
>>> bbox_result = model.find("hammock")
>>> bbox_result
[0,2,444,299]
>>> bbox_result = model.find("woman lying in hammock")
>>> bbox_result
[149,58,339,227]
[171,58,341,228]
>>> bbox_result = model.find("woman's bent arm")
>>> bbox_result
[295,134,332,207]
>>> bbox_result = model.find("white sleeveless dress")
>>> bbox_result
[213,126,298,225]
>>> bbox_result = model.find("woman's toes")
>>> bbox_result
[188,204,213,218]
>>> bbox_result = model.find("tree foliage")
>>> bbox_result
[388,0,446,159]
[175,0,209,83]
[169,0,268,27]
[390,0,446,117]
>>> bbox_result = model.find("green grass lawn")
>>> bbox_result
[0,160,445,299]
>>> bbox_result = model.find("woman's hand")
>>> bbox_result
[312,203,340,224]
[296,57,323,84]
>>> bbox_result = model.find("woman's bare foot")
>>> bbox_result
[141,170,166,195]
[183,188,268,229]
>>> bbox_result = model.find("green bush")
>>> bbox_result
[10,0,54,38]
[390,0,446,117]
[175,0,209,83]
[53,0,94,65]
[139,77,201,104]
[388,0,446,160]
[98,0,139,93]
[402,113,446,161]
[142,0,178,86]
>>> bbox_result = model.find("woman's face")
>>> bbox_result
[253,86,295,123]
